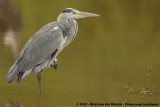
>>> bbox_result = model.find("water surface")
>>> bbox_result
[0,0,160,106]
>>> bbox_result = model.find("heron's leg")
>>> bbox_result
[37,72,42,94]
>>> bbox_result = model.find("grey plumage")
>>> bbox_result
[6,22,68,83]
[6,8,100,93]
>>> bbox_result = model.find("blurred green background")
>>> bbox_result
[0,0,160,106]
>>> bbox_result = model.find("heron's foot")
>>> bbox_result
[51,59,58,72]
[54,63,57,71]
[54,59,58,71]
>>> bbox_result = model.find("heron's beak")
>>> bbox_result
[79,11,100,18]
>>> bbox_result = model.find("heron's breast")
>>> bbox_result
[60,36,67,50]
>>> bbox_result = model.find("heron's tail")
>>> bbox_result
[6,63,19,83]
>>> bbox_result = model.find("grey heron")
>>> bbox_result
[6,8,100,93]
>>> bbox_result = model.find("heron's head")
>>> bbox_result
[57,8,100,22]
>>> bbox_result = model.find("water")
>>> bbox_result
[0,0,160,106]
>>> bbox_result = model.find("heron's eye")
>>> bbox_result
[72,11,77,15]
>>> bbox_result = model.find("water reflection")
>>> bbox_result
[36,94,42,107]
[5,94,42,107]
[5,100,23,107]
[0,0,22,58]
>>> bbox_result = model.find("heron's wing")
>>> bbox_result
[23,27,63,69]
[6,22,65,83]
